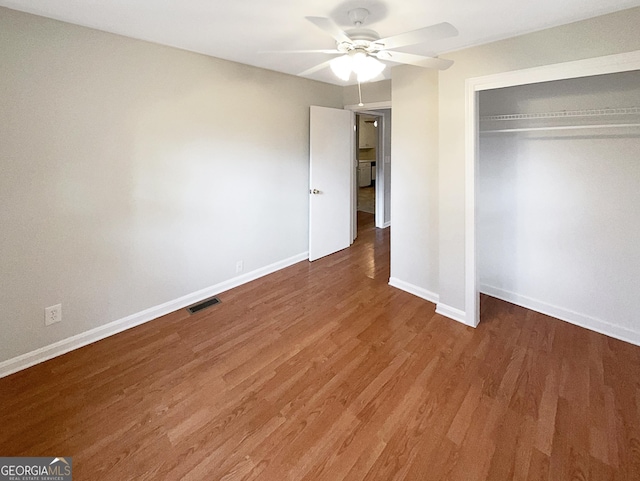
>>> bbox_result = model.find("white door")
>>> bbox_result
[309,106,354,262]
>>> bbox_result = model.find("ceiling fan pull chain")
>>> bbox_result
[358,80,364,107]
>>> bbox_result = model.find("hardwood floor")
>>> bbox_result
[2,212,640,480]
[357,186,375,214]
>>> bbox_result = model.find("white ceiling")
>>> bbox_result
[2,0,639,85]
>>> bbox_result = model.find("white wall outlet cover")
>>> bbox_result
[45,304,62,326]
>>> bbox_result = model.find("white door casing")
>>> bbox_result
[309,106,354,262]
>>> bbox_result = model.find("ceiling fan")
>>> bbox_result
[278,8,458,83]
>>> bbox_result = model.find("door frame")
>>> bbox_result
[464,50,640,327]
[347,102,392,230]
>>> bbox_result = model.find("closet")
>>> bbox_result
[477,70,640,335]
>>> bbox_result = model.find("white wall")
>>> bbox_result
[389,66,439,302]
[478,72,640,336]
[436,7,640,314]
[0,7,343,367]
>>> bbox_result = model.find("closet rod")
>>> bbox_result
[480,107,640,122]
[481,123,640,133]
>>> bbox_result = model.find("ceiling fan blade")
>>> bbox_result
[374,22,458,50]
[262,49,341,54]
[375,51,454,70]
[298,59,334,77]
[305,16,352,44]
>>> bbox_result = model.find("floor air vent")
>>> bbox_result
[187,296,221,314]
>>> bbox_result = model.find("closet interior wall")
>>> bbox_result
[478,70,640,340]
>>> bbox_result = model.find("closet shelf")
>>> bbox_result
[480,106,640,122]
[481,123,640,133]
[480,106,640,133]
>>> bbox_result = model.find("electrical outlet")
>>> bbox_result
[45,304,62,326]
[235,260,244,274]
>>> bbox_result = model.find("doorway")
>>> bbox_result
[307,105,391,261]
[354,108,391,233]
[356,113,377,217]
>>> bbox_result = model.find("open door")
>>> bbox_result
[309,106,354,262]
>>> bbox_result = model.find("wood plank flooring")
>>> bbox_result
[357,186,375,214]
[2,212,640,480]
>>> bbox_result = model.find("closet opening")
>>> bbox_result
[478,71,640,337]
[465,50,640,343]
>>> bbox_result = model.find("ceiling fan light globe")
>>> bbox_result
[355,55,385,82]
[330,55,352,81]
[351,50,368,68]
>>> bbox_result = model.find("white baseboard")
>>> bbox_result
[388,277,439,304]
[481,284,640,346]
[387,278,476,328]
[435,303,473,327]
[0,252,309,379]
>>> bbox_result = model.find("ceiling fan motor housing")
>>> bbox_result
[339,29,382,53]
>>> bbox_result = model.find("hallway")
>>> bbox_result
[357,186,375,214]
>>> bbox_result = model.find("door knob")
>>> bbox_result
[310,189,320,194]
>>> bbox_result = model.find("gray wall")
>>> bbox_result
[0,7,343,364]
